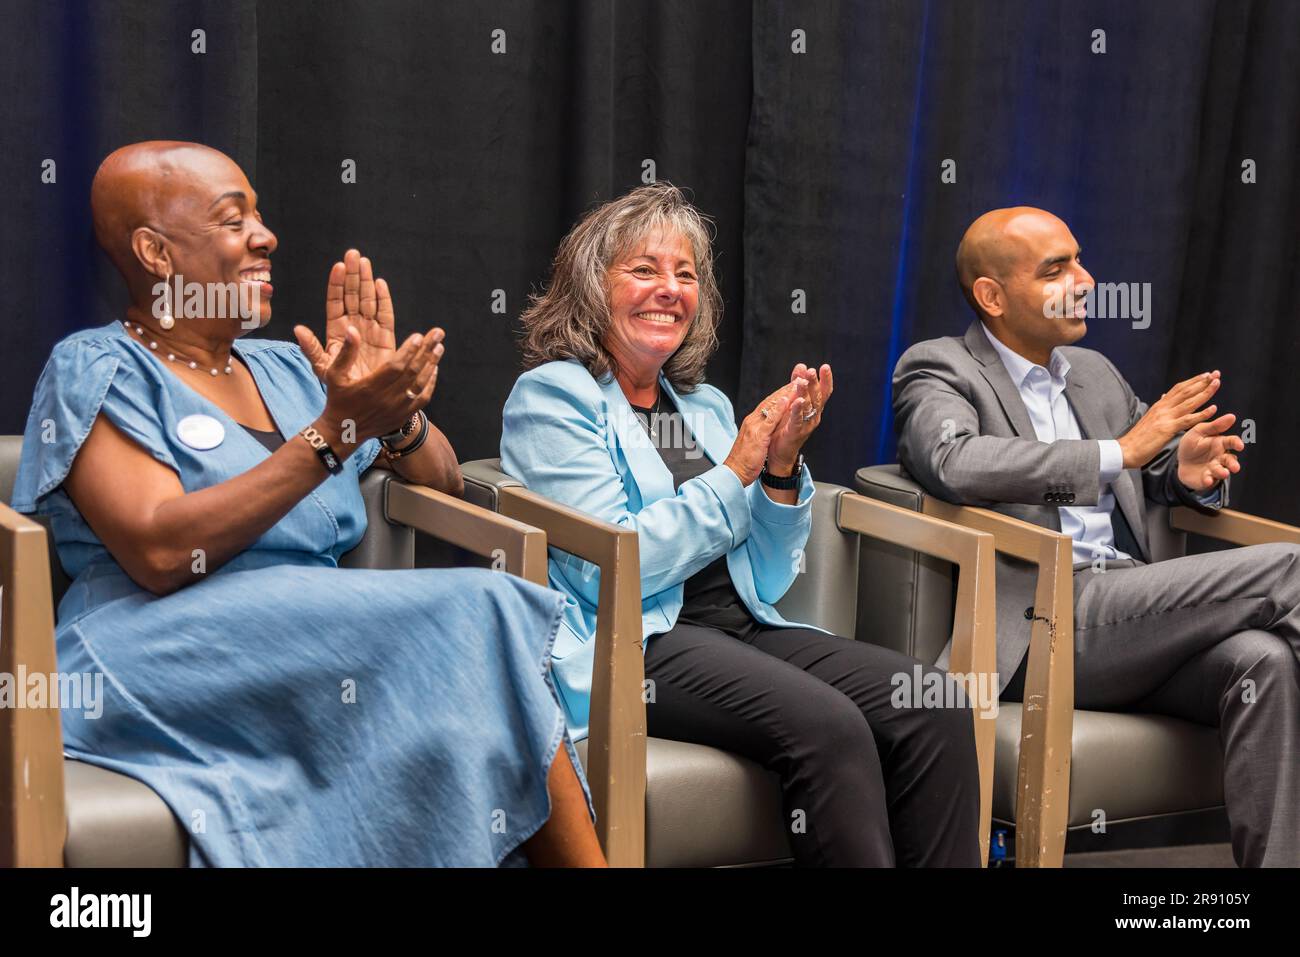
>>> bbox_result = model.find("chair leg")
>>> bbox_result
[1,506,67,867]
[1011,535,1074,868]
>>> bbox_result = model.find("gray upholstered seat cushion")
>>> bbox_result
[993,705,1224,828]
[66,736,795,869]
[575,738,791,867]
[63,760,188,867]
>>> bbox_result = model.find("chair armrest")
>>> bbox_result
[853,462,929,511]
[920,499,1074,869]
[460,458,525,512]
[0,503,66,867]
[837,492,997,866]
[1170,507,1300,547]
[493,485,646,868]
[385,481,549,586]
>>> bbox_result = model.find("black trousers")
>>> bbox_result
[643,618,982,867]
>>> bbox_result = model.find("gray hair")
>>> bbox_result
[518,182,722,392]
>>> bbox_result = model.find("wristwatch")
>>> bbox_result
[381,411,430,461]
[760,454,804,490]
[379,411,421,449]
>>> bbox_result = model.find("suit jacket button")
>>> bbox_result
[1024,606,1035,620]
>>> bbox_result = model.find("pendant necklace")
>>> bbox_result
[636,388,665,442]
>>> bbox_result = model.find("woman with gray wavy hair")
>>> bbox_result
[502,182,979,866]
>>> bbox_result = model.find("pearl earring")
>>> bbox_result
[159,274,175,330]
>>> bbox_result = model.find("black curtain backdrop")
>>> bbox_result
[4,0,1298,523]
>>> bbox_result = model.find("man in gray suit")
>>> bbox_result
[893,206,1299,867]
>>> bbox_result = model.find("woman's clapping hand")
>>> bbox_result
[294,249,443,449]
[723,363,832,488]
[767,363,833,470]
[723,384,795,486]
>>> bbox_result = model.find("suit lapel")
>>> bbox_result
[661,377,734,470]
[1064,373,1151,562]
[963,322,1037,440]
[597,376,676,505]
[597,371,743,509]
[964,322,1150,557]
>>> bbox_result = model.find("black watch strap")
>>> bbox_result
[760,454,804,490]
[382,411,430,460]
[380,411,420,447]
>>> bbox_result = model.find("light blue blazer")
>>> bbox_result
[501,359,821,740]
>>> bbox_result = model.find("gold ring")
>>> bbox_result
[405,389,419,400]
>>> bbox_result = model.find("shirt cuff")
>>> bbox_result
[1171,471,1225,508]
[1192,483,1224,507]
[1098,439,1124,486]
[697,462,753,544]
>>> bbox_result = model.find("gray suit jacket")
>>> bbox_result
[892,321,1226,687]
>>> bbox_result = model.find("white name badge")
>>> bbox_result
[176,414,225,451]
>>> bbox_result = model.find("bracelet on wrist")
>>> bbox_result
[382,411,430,461]
[379,411,421,447]
[760,454,804,490]
[300,425,344,475]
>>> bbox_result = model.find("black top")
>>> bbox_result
[241,423,285,453]
[630,394,756,638]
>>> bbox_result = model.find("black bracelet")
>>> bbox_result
[760,454,804,490]
[300,425,344,475]
[382,411,430,460]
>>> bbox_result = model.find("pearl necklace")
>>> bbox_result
[123,321,233,376]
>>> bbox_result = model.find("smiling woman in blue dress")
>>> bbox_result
[10,141,603,867]
[501,184,981,866]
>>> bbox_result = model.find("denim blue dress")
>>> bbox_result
[10,322,590,867]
